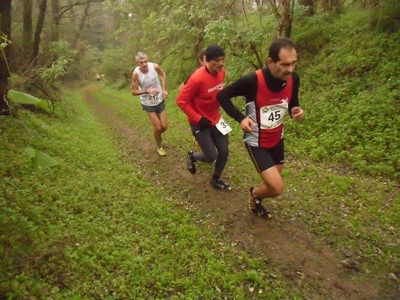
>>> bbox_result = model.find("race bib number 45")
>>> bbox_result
[260,103,288,129]
[215,117,232,135]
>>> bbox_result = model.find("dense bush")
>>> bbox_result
[290,10,399,179]
[369,0,400,33]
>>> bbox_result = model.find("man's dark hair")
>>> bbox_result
[268,37,297,63]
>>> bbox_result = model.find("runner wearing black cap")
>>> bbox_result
[176,44,232,191]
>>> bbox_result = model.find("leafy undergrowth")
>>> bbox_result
[2,5,399,300]
[93,85,400,296]
[1,83,399,298]
[0,90,304,299]
[292,9,400,179]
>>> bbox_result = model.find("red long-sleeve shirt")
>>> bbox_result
[176,66,225,126]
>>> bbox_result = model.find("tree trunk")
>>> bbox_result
[22,0,33,63]
[72,2,90,49]
[0,0,12,115]
[278,0,294,37]
[51,0,60,61]
[51,0,60,42]
[322,0,342,12]
[30,0,47,67]
[299,0,315,16]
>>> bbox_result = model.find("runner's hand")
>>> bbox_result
[198,117,212,130]
[147,88,157,95]
[291,107,304,121]
[240,117,255,132]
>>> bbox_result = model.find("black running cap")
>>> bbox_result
[205,44,225,62]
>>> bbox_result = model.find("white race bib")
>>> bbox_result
[215,117,232,135]
[148,94,159,105]
[260,102,288,129]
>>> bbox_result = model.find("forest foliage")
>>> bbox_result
[2,0,400,179]
[0,1,399,298]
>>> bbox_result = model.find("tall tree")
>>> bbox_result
[266,0,295,37]
[299,0,315,16]
[22,0,33,63]
[51,0,60,42]
[30,0,47,67]
[321,0,342,13]
[72,2,90,49]
[279,0,295,37]
[0,0,12,115]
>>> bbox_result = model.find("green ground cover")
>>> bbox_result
[1,7,399,299]
[98,85,400,290]
[0,90,303,299]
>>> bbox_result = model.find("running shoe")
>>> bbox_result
[157,147,167,156]
[187,151,196,174]
[210,179,231,191]
[249,187,272,219]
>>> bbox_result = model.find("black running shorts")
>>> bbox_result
[244,139,284,173]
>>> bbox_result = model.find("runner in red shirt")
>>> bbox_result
[176,44,232,191]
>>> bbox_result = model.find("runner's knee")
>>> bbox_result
[153,124,165,132]
[203,151,218,163]
[268,182,284,197]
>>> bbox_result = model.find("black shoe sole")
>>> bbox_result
[210,180,231,190]
[187,152,196,174]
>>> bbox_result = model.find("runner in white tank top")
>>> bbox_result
[134,62,164,106]
[131,52,169,156]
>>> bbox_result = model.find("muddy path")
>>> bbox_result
[83,87,392,300]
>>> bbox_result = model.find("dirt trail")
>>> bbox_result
[83,87,391,300]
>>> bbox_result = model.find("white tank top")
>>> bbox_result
[134,62,163,106]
